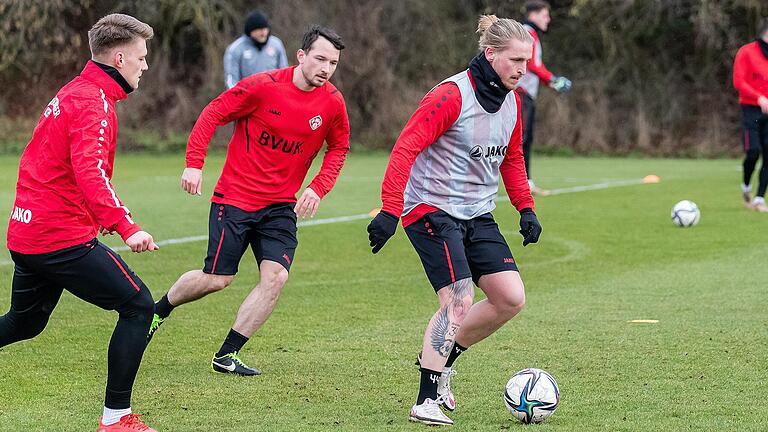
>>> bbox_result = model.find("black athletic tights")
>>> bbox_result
[0,257,154,410]
[741,105,768,197]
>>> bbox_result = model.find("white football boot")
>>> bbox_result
[437,368,457,411]
[409,396,454,426]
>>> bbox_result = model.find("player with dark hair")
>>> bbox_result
[517,0,572,196]
[733,21,768,212]
[1,14,160,432]
[147,25,350,377]
[367,15,542,426]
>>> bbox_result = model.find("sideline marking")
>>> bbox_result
[0,178,647,265]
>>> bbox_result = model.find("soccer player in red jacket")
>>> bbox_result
[367,16,541,426]
[147,25,350,376]
[733,21,768,212]
[517,0,572,196]
[1,14,160,432]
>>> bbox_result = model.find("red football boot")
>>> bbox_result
[97,413,157,432]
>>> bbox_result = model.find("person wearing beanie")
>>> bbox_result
[224,10,288,89]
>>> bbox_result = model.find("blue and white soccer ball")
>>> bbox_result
[503,368,560,424]
[671,200,700,227]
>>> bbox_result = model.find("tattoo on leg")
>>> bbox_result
[430,306,461,357]
[448,278,472,302]
[448,278,473,319]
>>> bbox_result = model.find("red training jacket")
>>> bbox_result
[7,61,140,254]
[380,81,534,227]
[186,66,350,211]
[733,40,768,106]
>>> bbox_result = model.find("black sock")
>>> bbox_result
[154,294,175,319]
[216,328,249,357]
[444,342,467,368]
[416,368,441,405]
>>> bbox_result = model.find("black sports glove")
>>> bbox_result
[367,211,399,254]
[518,208,542,246]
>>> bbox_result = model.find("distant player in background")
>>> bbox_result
[148,25,350,377]
[517,0,571,196]
[224,10,289,89]
[0,14,160,432]
[367,15,541,426]
[733,20,768,212]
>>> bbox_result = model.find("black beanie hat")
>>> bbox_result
[244,10,270,35]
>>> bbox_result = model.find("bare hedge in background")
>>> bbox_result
[1,0,766,155]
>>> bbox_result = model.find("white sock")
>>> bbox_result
[753,196,765,205]
[102,407,131,426]
[742,183,751,193]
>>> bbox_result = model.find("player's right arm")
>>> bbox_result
[369,82,461,254]
[380,82,462,217]
[184,77,263,194]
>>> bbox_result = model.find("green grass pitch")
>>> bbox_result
[0,153,766,431]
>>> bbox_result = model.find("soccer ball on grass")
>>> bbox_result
[503,368,560,424]
[671,200,700,227]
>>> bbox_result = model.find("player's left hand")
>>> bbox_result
[99,226,115,236]
[518,208,542,246]
[550,76,572,93]
[295,187,321,219]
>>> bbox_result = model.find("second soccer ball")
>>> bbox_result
[671,200,700,227]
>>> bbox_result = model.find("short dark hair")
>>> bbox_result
[525,0,551,16]
[301,25,345,52]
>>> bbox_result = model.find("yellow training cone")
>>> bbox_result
[643,175,660,184]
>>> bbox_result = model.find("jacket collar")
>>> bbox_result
[79,60,130,101]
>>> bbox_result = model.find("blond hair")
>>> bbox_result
[477,15,533,51]
[88,14,154,57]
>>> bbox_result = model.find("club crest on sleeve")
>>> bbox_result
[309,115,322,131]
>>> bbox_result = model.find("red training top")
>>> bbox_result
[186,66,350,211]
[8,61,140,254]
[733,40,768,106]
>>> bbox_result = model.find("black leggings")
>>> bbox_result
[0,240,154,409]
[741,105,768,197]
[520,92,536,179]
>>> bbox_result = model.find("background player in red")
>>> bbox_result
[147,25,350,376]
[367,15,541,426]
[517,0,571,196]
[0,14,160,432]
[733,20,768,212]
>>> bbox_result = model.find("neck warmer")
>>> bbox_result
[468,53,510,113]
[93,61,133,94]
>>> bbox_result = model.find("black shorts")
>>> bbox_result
[203,203,298,275]
[9,238,147,312]
[404,211,518,291]
[741,104,768,153]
